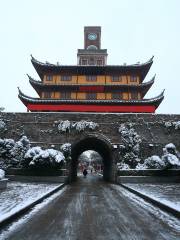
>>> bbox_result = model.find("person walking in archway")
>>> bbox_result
[83,168,88,177]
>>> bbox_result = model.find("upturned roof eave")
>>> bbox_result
[18,87,164,109]
[31,55,154,81]
[28,74,155,93]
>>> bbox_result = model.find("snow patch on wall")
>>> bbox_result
[55,120,99,133]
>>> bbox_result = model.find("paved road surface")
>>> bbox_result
[1,175,179,240]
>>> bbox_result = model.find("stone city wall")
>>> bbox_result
[0,112,180,160]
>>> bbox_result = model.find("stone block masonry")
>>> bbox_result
[0,112,180,160]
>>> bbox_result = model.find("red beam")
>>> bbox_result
[79,86,104,92]
[27,104,156,113]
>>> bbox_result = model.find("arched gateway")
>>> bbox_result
[69,135,116,182]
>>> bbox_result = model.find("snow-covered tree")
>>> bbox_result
[0,169,5,180]
[0,119,6,133]
[118,123,142,169]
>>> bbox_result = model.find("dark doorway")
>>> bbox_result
[70,136,114,182]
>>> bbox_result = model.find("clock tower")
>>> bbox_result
[77,26,108,66]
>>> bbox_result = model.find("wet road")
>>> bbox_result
[1,175,179,240]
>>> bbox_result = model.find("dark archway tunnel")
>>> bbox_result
[70,136,114,182]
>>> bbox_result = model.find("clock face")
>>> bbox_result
[88,33,97,40]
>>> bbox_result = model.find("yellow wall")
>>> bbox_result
[106,93,111,100]
[71,92,77,99]
[77,92,86,99]
[97,93,106,100]
[43,75,56,84]
[97,76,105,84]
[77,76,106,84]
[43,74,140,85]
[54,92,60,98]
[123,92,129,100]
[127,76,139,85]
[57,76,77,84]
[106,75,128,84]
[42,92,52,98]
[129,92,140,100]
[42,91,142,100]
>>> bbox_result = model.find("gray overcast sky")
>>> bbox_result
[0,0,180,113]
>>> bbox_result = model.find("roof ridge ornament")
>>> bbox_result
[150,55,154,61]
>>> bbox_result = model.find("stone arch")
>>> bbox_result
[70,134,115,182]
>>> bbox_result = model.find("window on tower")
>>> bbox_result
[111,76,122,82]
[44,92,51,98]
[46,75,53,81]
[61,92,71,99]
[86,93,97,100]
[86,75,97,81]
[97,60,103,66]
[131,92,139,99]
[89,57,95,65]
[61,75,72,81]
[82,59,88,65]
[112,93,123,100]
[130,76,137,82]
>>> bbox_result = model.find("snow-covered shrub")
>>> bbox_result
[25,147,65,169]
[0,138,15,159]
[22,146,42,167]
[117,162,130,170]
[60,143,71,158]
[164,121,172,128]
[0,169,5,180]
[58,120,71,133]
[122,152,141,168]
[0,136,30,168]
[118,123,142,168]
[0,120,6,133]
[174,121,180,130]
[164,143,176,155]
[135,143,180,170]
[137,155,165,169]
[56,120,98,133]
[162,153,180,168]
[164,121,180,130]
[10,136,30,159]
[72,120,98,132]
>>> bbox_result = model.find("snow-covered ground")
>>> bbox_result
[124,183,180,212]
[0,181,62,224]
